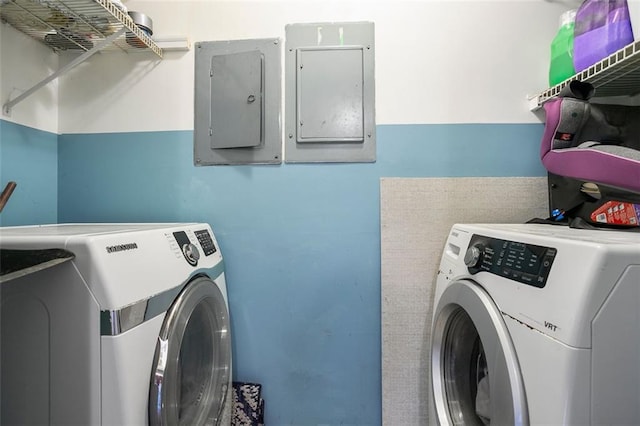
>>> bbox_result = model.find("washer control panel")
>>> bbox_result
[465,234,557,288]
[166,228,218,266]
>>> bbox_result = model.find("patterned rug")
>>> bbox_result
[232,382,264,426]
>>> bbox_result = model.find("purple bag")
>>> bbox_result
[573,0,633,72]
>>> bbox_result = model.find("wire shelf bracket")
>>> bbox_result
[1,0,164,115]
[3,28,125,115]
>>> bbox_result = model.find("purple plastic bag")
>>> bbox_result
[573,0,633,72]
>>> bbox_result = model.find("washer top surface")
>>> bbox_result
[0,223,200,239]
[454,223,640,246]
[0,223,225,309]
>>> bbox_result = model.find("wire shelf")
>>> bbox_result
[0,0,162,57]
[531,40,640,109]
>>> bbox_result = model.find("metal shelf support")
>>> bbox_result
[3,28,126,115]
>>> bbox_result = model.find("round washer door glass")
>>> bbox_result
[149,275,231,426]
[431,280,528,426]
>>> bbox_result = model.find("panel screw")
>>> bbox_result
[289,133,293,138]
[274,40,279,45]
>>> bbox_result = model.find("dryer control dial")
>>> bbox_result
[464,244,483,268]
[182,243,200,266]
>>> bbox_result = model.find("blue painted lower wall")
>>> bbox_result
[0,120,57,226]
[57,123,545,425]
[2,121,546,425]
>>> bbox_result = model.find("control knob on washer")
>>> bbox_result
[182,243,200,266]
[464,244,484,268]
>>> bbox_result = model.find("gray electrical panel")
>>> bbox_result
[194,38,282,165]
[210,50,262,149]
[285,22,375,163]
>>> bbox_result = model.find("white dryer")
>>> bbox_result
[0,223,232,425]
[430,223,640,425]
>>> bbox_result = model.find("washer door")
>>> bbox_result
[431,280,528,426]
[149,275,231,426]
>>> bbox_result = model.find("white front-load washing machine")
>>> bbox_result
[430,223,640,425]
[0,223,232,425]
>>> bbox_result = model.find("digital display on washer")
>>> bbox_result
[466,234,557,288]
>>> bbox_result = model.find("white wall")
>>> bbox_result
[0,1,578,134]
[58,0,570,134]
[1,22,59,133]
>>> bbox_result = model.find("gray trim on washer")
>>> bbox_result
[100,261,225,336]
[431,279,529,426]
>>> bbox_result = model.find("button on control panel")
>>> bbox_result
[465,234,557,288]
[194,229,217,256]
